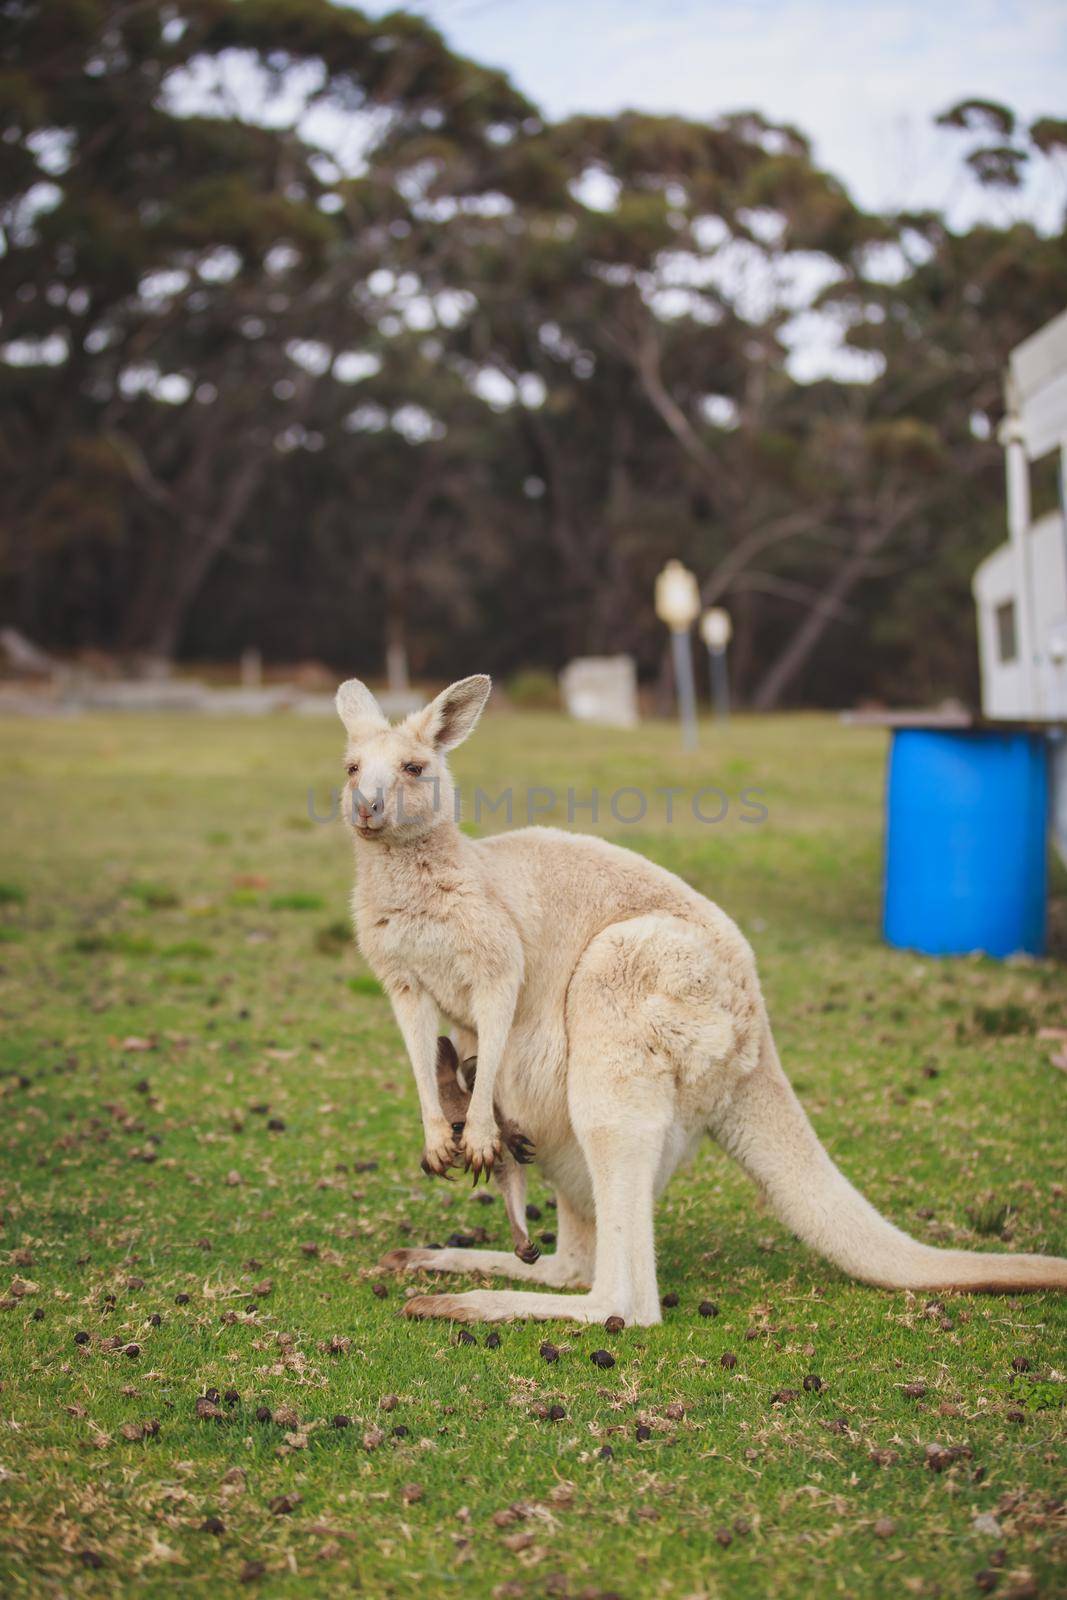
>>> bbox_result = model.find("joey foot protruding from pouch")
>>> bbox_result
[430,1037,538,1261]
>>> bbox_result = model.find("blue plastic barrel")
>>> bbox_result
[883,729,1047,958]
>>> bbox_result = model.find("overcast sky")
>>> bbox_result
[361,0,1067,229]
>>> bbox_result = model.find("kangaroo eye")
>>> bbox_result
[403,762,424,777]
[346,763,359,777]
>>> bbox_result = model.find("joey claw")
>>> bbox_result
[511,1136,535,1165]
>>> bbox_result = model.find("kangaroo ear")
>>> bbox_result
[335,678,387,734]
[410,675,491,752]
[435,1036,459,1073]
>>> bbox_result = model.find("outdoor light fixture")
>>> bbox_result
[655,559,701,750]
[700,606,733,723]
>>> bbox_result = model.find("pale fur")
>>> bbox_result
[338,676,1067,1325]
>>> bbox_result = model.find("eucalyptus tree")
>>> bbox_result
[0,0,531,660]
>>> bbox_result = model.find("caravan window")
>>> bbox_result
[995,600,1017,664]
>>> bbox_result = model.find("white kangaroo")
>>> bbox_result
[338,674,1067,1325]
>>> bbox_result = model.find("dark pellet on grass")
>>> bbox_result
[201,1516,225,1535]
[125,1343,140,1359]
[975,1573,998,1593]
[391,1425,410,1438]
[267,1118,286,1132]
[485,1331,502,1348]
[74,1331,90,1345]
[446,1232,476,1248]
[635,1424,652,1441]
[715,1528,732,1548]
[661,1292,679,1308]
[31,1307,44,1321]
[475,1192,495,1205]
[456,1328,477,1345]
[269,1493,300,1516]
[590,1349,616,1369]
[371,1283,388,1299]
[548,1405,566,1421]
[149,1313,162,1327]
[254,1406,272,1424]
[604,1315,625,1333]
[698,1301,719,1317]
[539,1231,556,1245]
[175,1293,190,1305]
[539,1341,559,1363]
[331,1414,351,1429]
[224,1388,240,1406]
[1010,1356,1031,1373]
[525,1204,542,1221]
[803,1374,823,1392]
[598,1445,614,1461]
[79,1550,105,1569]
[720,1351,737,1370]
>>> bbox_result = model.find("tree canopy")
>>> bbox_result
[2,4,1064,706]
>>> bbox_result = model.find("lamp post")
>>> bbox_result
[700,607,732,723]
[655,559,701,750]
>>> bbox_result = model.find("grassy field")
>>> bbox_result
[0,708,1064,1600]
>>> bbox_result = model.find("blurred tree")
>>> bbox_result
[1,3,1064,707]
[0,0,531,662]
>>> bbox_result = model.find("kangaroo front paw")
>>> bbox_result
[420,1119,459,1178]
[459,1126,501,1183]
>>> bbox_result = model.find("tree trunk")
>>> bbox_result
[751,529,886,709]
[121,447,269,661]
[385,598,410,693]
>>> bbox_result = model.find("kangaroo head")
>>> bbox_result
[334,675,490,843]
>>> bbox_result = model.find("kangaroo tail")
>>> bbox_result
[712,1027,1067,1293]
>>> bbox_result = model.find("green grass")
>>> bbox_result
[0,710,1064,1600]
